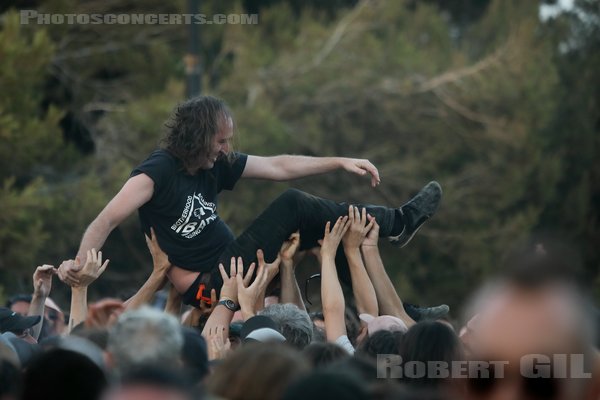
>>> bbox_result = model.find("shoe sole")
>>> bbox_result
[391,181,442,248]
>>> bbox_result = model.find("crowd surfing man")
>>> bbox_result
[58,96,442,308]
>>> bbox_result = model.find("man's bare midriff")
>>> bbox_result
[167,265,201,294]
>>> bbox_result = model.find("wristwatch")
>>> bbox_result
[218,298,240,312]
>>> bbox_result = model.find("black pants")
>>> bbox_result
[182,188,398,306]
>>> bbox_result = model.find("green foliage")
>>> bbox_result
[0,12,62,284]
[1,0,598,309]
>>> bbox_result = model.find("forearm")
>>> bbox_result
[68,287,88,333]
[361,246,414,325]
[76,215,114,262]
[321,256,347,341]
[344,248,378,316]
[124,272,168,310]
[280,262,306,311]
[28,294,46,340]
[202,305,233,337]
[164,284,182,316]
[270,155,343,180]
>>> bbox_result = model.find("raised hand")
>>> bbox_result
[72,248,109,288]
[85,298,124,329]
[339,158,381,187]
[362,214,380,248]
[279,231,301,264]
[57,258,83,287]
[342,206,375,250]
[258,249,281,285]
[219,257,255,304]
[32,264,56,298]
[145,227,171,275]
[206,325,231,361]
[236,255,269,320]
[320,216,351,260]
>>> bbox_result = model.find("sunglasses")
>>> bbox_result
[304,273,321,306]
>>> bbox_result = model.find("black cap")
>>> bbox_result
[240,315,285,343]
[0,308,41,333]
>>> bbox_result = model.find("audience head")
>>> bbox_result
[21,348,108,400]
[259,303,313,349]
[0,307,40,344]
[180,327,209,383]
[207,342,309,400]
[302,342,350,368]
[398,321,463,390]
[5,295,32,316]
[102,365,195,400]
[107,307,183,374]
[241,315,286,344]
[463,242,598,400]
[358,329,404,359]
[282,369,369,400]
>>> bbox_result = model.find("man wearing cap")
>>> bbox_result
[0,308,41,344]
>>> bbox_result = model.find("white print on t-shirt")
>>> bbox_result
[171,192,217,239]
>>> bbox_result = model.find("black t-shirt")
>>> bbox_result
[131,149,248,272]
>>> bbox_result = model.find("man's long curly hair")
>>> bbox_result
[162,96,234,173]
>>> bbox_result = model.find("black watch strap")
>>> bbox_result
[218,299,240,312]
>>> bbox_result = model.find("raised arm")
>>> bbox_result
[28,264,57,340]
[361,216,415,327]
[342,206,378,317]
[202,257,255,337]
[58,173,154,285]
[279,232,306,311]
[242,155,381,187]
[124,228,171,310]
[65,249,109,332]
[320,217,351,343]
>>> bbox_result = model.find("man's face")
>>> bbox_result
[466,286,589,400]
[10,301,29,316]
[199,116,234,170]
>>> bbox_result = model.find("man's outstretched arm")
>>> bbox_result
[242,155,381,187]
[58,173,154,285]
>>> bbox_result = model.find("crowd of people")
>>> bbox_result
[1,95,599,399]
[1,210,599,400]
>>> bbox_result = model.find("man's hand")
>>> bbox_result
[236,256,269,320]
[85,298,124,329]
[342,206,375,250]
[320,216,351,260]
[258,249,281,285]
[279,231,301,266]
[205,325,231,361]
[145,227,171,275]
[71,248,109,288]
[32,264,56,298]
[361,215,380,248]
[340,158,380,188]
[57,259,83,287]
[219,257,255,304]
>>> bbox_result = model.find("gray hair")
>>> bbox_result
[107,306,183,373]
[259,304,313,350]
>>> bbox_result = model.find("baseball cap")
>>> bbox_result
[241,315,286,343]
[359,313,408,336]
[0,307,41,333]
